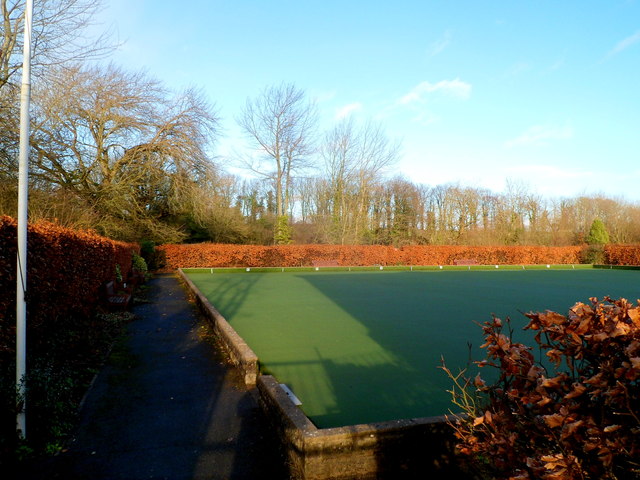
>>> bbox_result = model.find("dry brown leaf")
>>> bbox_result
[540,311,567,326]
[564,384,587,400]
[484,410,493,424]
[626,341,640,356]
[543,413,565,428]
[545,349,563,367]
[541,374,567,389]
[527,364,545,380]
[561,420,584,439]
[610,322,631,337]
[574,317,592,335]
[590,332,608,342]
[474,373,486,388]
[537,396,552,407]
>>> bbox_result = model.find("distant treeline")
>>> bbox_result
[2,172,640,247]
[232,178,640,246]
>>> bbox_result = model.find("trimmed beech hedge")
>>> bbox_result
[604,244,640,266]
[0,216,138,354]
[157,243,599,270]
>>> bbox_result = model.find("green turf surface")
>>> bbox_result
[185,268,639,428]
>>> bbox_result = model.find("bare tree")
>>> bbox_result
[19,63,220,242]
[374,177,422,245]
[320,118,358,243]
[1,0,113,89]
[237,83,316,243]
[1,0,115,205]
[320,118,400,243]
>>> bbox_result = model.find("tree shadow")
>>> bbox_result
[186,272,262,321]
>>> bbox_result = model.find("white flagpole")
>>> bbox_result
[17,0,34,439]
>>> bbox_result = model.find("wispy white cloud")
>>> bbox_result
[399,79,471,105]
[428,30,452,57]
[505,124,574,148]
[506,61,532,76]
[607,30,640,57]
[311,89,337,103]
[409,111,439,126]
[335,102,363,119]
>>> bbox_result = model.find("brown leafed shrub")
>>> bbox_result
[0,216,139,463]
[0,216,138,355]
[444,297,640,479]
[157,243,587,270]
[605,245,640,266]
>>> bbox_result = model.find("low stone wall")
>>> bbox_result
[177,269,259,385]
[257,375,465,480]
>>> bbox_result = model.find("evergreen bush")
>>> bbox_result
[274,215,292,245]
[140,240,165,270]
[586,218,610,245]
[132,253,148,275]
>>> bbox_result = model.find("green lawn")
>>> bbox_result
[185,268,639,428]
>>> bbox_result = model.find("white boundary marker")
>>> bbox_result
[279,383,302,406]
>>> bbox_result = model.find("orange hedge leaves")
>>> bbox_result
[157,243,593,270]
[605,244,640,266]
[0,216,138,353]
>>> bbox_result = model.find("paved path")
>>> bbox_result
[35,275,289,480]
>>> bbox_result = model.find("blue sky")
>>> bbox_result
[96,1,640,201]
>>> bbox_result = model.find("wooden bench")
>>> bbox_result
[102,281,132,309]
[312,260,340,267]
[454,258,478,266]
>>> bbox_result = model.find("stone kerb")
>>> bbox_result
[257,375,460,480]
[177,268,259,386]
